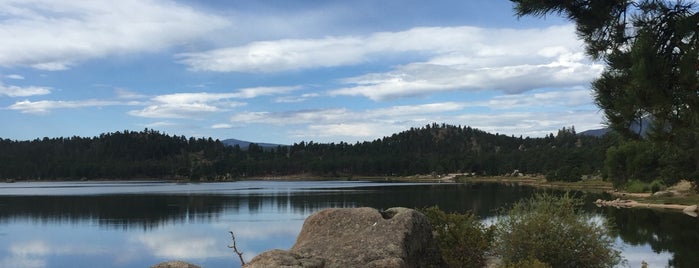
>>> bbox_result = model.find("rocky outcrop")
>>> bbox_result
[595,199,698,216]
[682,205,698,217]
[150,261,201,268]
[245,207,442,268]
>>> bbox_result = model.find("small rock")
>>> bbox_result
[652,190,673,197]
[150,261,201,268]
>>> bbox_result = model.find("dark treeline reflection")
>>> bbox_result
[0,183,542,230]
[604,207,699,267]
[5,182,696,266]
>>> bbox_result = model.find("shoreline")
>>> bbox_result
[6,174,697,214]
[457,175,699,215]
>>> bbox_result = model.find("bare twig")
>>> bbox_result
[228,231,245,266]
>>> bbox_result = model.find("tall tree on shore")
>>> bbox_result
[511,0,698,183]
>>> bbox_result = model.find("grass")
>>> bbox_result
[458,175,613,192]
[461,175,699,208]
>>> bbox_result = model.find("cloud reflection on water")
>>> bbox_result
[1,239,110,268]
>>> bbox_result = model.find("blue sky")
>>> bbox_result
[0,0,607,144]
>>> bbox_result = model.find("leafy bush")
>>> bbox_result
[493,193,622,268]
[624,179,666,193]
[649,179,666,193]
[502,257,551,268]
[420,206,493,268]
[625,180,650,193]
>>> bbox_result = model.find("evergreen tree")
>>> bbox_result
[512,0,699,184]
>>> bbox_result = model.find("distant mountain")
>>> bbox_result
[579,128,610,137]
[579,118,652,138]
[221,138,286,150]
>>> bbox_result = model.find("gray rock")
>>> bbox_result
[245,249,324,268]
[245,207,442,268]
[150,261,201,268]
[653,190,674,197]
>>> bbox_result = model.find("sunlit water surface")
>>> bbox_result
[0,181,692,267]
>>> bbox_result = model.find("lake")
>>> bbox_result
[0,180,695,267]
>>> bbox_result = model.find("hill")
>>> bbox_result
[0,124,613,181]
[221,138,286,150]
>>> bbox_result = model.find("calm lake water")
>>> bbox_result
[0,180,695,267]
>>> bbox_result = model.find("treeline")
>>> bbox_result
[0,124,615,182]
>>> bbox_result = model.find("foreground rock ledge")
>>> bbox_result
[245,207,443,268]
[151,261,201,268]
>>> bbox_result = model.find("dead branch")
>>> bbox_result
[228,230,245,266]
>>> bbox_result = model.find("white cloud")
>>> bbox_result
[274,93,320,103]
[230,102,468,126]
[179,24,602,100]
[0,0,229,70]
[486,88,593,109]
[8,99,139,114]
[128,88,302,119]
[178,37,366,72]
[299,123,404,139]
[144,121,177,128]
[5,74,24,80]
[229,88,603,141]
[135,232,228,259]
[453,111,604,137]
[331,53,602,100]
[1,240,109,268]
[0,83,51,97]
[230,108,350,125]
[229,102,469,140]
[232,86,301,99]
[211,123,233,129]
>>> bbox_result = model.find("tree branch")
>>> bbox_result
[228,231,245,266]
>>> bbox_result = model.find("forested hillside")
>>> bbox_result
[0,124,616,182]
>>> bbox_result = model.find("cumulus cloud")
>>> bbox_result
[331,59,601,100]
[178,24,601,100]
[0,0,229,70]
[8,99,139,114]
[128,93,245,119]
[127,86,298,119]
[178,37,366,72]
[0,83,51,97]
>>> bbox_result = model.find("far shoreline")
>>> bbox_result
[5,174,698,215]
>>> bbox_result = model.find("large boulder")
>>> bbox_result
[245,207,442,268]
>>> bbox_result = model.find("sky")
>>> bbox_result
[0,0,608,144]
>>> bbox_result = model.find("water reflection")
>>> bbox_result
[0,183,540,229]
[604,207,699,267]
[0,181,696,267]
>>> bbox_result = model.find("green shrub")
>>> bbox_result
[625,180,650,193]
[502,257,552,268]
[493,193,622,268]
[420,206,493,268]
[649,179,666,193]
